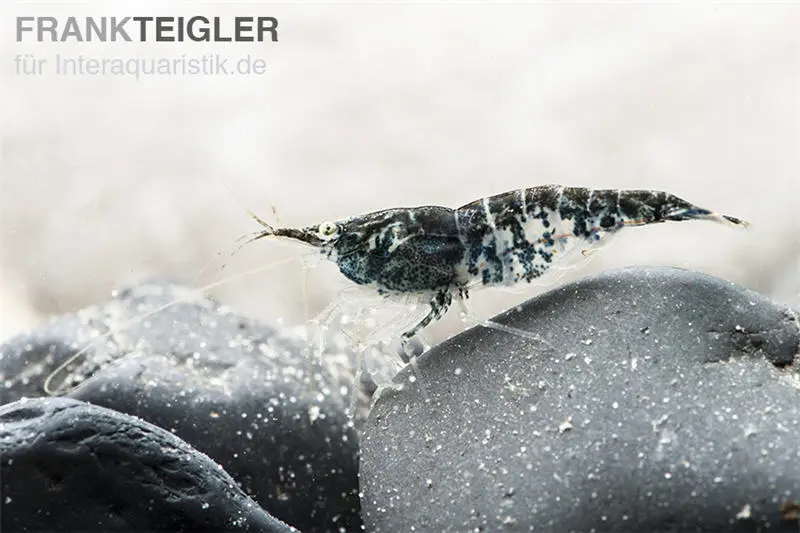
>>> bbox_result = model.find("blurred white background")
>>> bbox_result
[2,1,799,345]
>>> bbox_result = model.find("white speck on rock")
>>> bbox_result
[735,504,752,520]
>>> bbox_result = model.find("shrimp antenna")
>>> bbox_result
[227,230,276,266]
[43,253,300,396]
[248,208,276,232]
[225,209,277,260]
[214,176,280,264]
[215,178,279,248]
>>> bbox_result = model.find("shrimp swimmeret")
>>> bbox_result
[43,185,748,395]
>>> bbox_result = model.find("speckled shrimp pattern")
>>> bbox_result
[454,186,745,289]
[247,185,747,344]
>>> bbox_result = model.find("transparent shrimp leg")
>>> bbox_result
[304,286,384,386]
[304,289,394,418]
[347,296,435,402]
[306,297,348,362]
[385,295,442,403]
[355,295,425,347]
[398,289,453,355]
[308,286,387,346]
[313,289,438,398]
[455,292,555,351]
[314,289,412,349]
[302,296,356,417]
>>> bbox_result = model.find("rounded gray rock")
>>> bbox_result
[360,266,800,532]
[1,280,387,533]
[0,396,296,532]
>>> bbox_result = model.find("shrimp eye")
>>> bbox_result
[318,221,339,238]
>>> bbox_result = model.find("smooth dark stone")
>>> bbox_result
[0,397,296,532]
[1,280,382,533]
[360,266,800,532]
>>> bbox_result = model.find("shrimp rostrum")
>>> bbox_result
[248,185,747,347]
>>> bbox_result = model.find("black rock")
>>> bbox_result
[1,280,387,533]
[360,266,800,532]
[0,396,296,532]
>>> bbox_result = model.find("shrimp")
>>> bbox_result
[247,185,748,348]
[42,185,748,395]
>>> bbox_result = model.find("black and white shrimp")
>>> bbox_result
[42,185,747,395]
[246,185,748,348]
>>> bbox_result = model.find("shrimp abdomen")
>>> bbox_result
[455,186,747,289]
